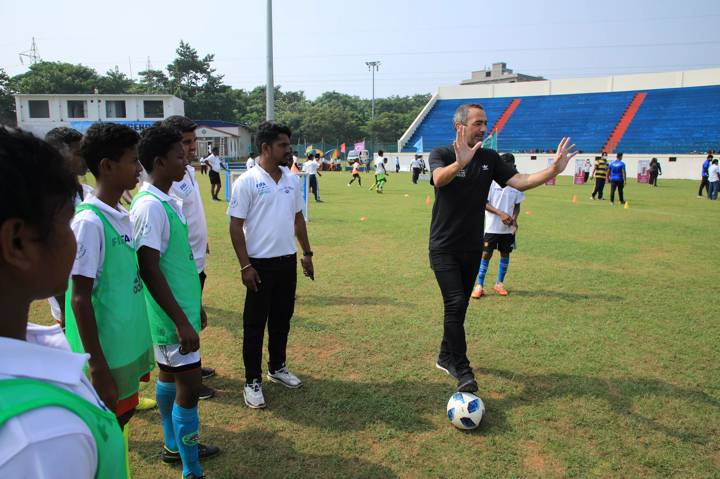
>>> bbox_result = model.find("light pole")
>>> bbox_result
[266,0,274,121]
[366,61,380,154]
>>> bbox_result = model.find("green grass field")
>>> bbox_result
[30,171,720,478]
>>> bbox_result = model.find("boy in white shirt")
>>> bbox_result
[131,126,219,478]
[0,127,127,478]
[472,153,525,298]
[44,127,93,326]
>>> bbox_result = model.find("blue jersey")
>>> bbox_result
[608,160,625,182]
[702,160,710,178]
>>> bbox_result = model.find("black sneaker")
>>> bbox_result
[435,357,459,380]
[457,372,478,393]
[198,384,216,400]
[161,443,221,463]
[201,367,216,380]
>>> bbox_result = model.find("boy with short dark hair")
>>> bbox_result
[131,126,219,479]
[64,123,154,435]
[0,127,127,477]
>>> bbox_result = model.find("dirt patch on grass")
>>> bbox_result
[290,333,343,362]
[523,441,565,477]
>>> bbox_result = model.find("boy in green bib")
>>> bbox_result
[64,123,154,429]
[0,127,127,478]
[130,126,219,479]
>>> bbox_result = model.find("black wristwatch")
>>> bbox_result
[303,251,314,257]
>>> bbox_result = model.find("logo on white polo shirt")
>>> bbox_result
[281,185,294,194]
[481,164,489,171]
[256,181,272,196]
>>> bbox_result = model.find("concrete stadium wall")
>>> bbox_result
[382,151,706,180]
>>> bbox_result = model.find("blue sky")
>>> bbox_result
[2,0,719,98]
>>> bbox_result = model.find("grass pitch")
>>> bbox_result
[29,171,720,478]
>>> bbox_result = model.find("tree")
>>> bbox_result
[0,68,16,125]
[13,61,99,94]
[132,69,170,94]
[96,67,135,94]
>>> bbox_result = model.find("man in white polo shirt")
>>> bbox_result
[302,153,322,202]
[228,121,315,409]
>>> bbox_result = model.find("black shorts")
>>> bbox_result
[209,170,221,185]
[483,233,515,254]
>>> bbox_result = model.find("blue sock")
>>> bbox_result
[477,258,490,286]
[155,380,177,451]
[498,256,510,283]
[172,403,202,478]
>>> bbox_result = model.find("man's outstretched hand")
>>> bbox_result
[551,137,578,174]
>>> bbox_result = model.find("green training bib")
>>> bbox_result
[0,378,127,479]
[131,191,201,345]
[65,204,154,401]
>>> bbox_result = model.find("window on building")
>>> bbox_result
[67,100,86,118]
[28,100,50,118]
[143,100,164,118]
[106,100,126,118]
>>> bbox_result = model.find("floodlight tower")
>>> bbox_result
[366,61,381,153]
[266,0,275,121]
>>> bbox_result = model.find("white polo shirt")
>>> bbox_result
[47,183,96,321]
[70,195,133,287]
[171,166,208,272]
[485,181,525,235]
[375,160,386,174]
[0,323,102,477]
[130,182,187,255]
[206,154,223,173]
[227,164,303,259]
[302,160,319,176]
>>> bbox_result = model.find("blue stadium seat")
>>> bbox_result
[402,85,720,154]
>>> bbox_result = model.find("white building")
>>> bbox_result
[14,93,184,137]
[195,120,252,161]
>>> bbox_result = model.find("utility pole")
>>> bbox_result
[365,61,381,154]
[266,0,275,121]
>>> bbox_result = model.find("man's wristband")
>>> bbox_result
[241,263,253,271]
[303,251,313,257]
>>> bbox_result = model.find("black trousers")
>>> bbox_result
[699,177,709,197]
[650,172,658,186]
[610,180,625,203]
[412,168,421,184]
[583,171,589,183]
[243,255,297,382]
[429,250,483,374]
[592,178,606,199]
[309,174,319,201]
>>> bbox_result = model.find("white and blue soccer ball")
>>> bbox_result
[447,392,485,430]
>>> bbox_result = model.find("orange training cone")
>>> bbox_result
[425,195,432,206]
[572,194,577,204]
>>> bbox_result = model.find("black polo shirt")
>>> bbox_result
[429,146,518,252]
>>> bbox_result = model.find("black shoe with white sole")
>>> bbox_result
[161,443,221,464]
[435,357,459,380]
[457,372,478,393]
[201,367,215,380]
[198,384,215,400]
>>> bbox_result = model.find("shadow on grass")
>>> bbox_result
[204,306,329,333]
[509,289,624,302]
[295,294,415,308]
[131,428,398,479]
[478,368,720,444]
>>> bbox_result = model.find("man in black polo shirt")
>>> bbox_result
[430,103,577,392]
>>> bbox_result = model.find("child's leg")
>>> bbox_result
[477,251,492,286]
[497,252,510,284]
[172,368,203,478]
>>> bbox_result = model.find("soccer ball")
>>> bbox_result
[447,392,484,430]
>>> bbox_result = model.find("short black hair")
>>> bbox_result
[713,159,719,164]
[44,127,82,151]
[138,126,183,174]
[708,154,714,160]
[378,150,384,156]
[0,127,77,241]
[161,115,197,133]
[616,152,624,159]
[211,147,219,154]
[255,121,291,152]
[81,123,140,177]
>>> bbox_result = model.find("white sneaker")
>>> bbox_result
[267,366,303,389]
[243,380,266,409]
